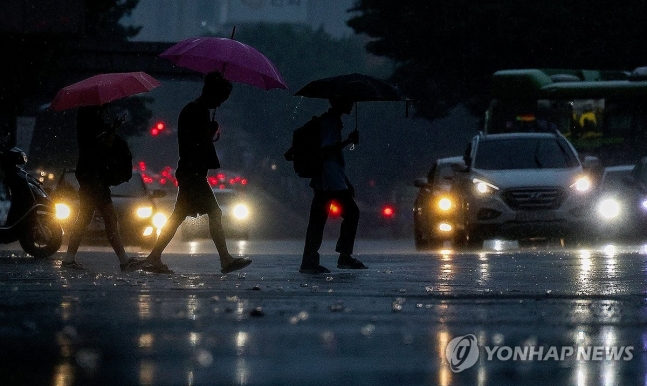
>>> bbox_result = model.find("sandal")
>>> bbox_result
[141,261,174,274]
[61,260,85,270]
[221,257,252,274]
[120,258,145,272]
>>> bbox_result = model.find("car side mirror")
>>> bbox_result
[452,163,468,173]
[414,178,428,188]
[150,189,167,199]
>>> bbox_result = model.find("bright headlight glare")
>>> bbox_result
[642,199,647,210]
[55,203,71,220]
[571,176,592,192]
[152,213,167,228]
[598,198,620,219]
[137,206,153,218]
[232,204,250,220]
[438,197,452,211]
[472,178,498,195]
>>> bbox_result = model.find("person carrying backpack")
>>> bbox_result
[61,105,142,272]
[299,97,367,274]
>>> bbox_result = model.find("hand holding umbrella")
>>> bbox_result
[295,73,405,148]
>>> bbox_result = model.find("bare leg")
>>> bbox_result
[96,202,129,264]
[207,206,235,266]
[146,208,186,263]
[63,199,95,263]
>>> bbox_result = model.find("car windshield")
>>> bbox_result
[474,138,578,170]
[58,172,147,198]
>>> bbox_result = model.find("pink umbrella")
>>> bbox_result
[50,72,162,111]
[159,37,288,91]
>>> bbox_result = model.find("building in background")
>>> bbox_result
[123,0,356,42]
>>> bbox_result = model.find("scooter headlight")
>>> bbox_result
[55,203,71,220]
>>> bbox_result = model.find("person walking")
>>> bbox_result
[61,105,142,272]
[299,97,368,274]
[142,71,251,274]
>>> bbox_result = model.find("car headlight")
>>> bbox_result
[232,204,250,220]
[152,213,167,229]
[437,197,453,211]
[136,206,153,218]
[472,178,499,195]
[55,203,71,220]
[571,176,592,193]
[598,198,621,220]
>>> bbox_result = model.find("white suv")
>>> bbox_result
[455,132,596,246]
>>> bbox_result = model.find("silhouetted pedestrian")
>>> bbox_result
[300,97,367,274]
[142,71,251,274]
[61,105,142,272]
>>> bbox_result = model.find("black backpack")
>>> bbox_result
[284,116,323,178]
[104,134,133,186]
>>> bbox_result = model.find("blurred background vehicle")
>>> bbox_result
[412,156,465,249]
[592,159,647,242]
[51,170,168,247]
[179,187,251,241]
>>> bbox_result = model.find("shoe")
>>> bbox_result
[141,261,174,274]
[120,258,145,272]
[299,264,330,274]
[221,257,252,274]
[61,260,85,270]
[337,255,367,269]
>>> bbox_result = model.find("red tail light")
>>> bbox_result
[382,205,395,218]
[329,201,342,217]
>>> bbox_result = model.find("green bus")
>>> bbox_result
[485,67,647,166]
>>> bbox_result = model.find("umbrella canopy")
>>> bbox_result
[294,73,404,101]
[50,72,161,111]
[159,37,288,90]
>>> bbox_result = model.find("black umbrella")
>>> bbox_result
[294,73,408,140]
[294,73,405,101]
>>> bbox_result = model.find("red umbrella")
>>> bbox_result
[159,37,288,91]
[50,72,162,111]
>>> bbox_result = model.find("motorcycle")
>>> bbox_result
[0,147,62,258]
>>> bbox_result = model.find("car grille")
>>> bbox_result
[502,188,566,210]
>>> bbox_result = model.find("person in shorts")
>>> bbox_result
[142,72,251,274]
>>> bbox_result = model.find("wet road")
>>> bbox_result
[1,238,647,385]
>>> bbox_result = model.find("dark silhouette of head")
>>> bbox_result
[329,97,354,115]
[77,105,108,132]
[201,71,233,108]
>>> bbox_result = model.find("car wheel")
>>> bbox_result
[466,228,484,249]
[452,230,468,248]
[414,227,431,250]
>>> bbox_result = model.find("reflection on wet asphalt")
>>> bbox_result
[0,239,647,385]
